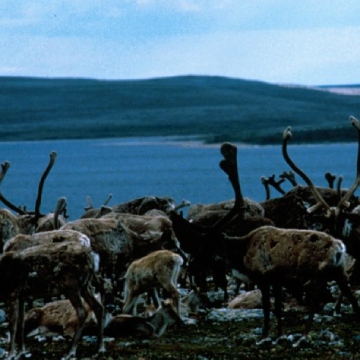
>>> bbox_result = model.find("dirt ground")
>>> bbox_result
[2,299,360,360]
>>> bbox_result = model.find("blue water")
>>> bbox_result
[0,138,357,220]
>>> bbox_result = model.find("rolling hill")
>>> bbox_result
[0,75,359,144]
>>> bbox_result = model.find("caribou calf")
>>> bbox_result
[105,300,181,338]
[123,250,183,316]
[24,296,104,339]
[0,241,105,360]
[24,298,180,340]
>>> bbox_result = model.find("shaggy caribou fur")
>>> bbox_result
[3,229,91,253]
[0,241,105,360]
[223,225,360,339]
[61,217,133,282]
[123,250,184,316]
[0,152,67,252]
[24,298,180,340]
[105,300,181,338]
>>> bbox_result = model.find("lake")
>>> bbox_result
[0,137,357,220]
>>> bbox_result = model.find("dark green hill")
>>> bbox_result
[0,75,359,144]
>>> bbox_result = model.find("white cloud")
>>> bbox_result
[119,26,360,84]
[2,26,358,85]
[1,1,360,84]
[0,67,23,75]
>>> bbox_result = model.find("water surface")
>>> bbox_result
[0,138,357,220]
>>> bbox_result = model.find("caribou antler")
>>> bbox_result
[337,175,343,202]
[219,142,244,209]
[337,116,360,209]
[174,199,191,212]
[216,142,245,227]
[167,142,246,301]
[103,193,113,206]
[85,196,93,211]
[0,161,10,185]
[261,176,271,200]
[261,175,286,200]
[34,151,57,222]
[172,142,245,233]
[283,117,360,214]
[282,127,331,214]
[85,194,112,211]
[0,161,27,215]
[325,172,337,189]
[262,174,286,198]
[54,197,67,229]
[279,170,297,186]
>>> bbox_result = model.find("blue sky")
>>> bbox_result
[1,0,360,85]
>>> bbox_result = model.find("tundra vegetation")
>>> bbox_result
[1,116,360,359]
[0,76,359,144]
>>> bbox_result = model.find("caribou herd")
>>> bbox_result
[0,116,360,358]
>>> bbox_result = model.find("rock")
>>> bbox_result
[205,308,265,322]
[227,289,263,309]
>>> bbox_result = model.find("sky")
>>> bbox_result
[1,0,360,86]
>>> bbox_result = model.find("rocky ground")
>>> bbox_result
[1,287,360,360]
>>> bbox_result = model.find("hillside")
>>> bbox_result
[0,75,359,144]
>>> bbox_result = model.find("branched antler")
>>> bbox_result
[267,175,286,195]
[85,194,112,211]
[261,176,271,200]
[279,170,297,186]
[261,175,286,200]
[282,127,331,214]
[337,116,360,209]
[282,117,360,215]
[0,161,10,184]
[337,175,343,203]
[34,151,57,221]
[0,161,27,214]
[174,199,191,212]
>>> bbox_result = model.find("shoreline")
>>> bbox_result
[0,135,357,149]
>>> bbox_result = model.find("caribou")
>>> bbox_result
[280,116,360,312]
[281,116,360,256]
[221,226,360,341]
[0,241,105,360]
[122,250,184,317]
[81,195,189,219]
[105,300,181,338]
[0,152,67,252]
[60,210,184,303]
[169,142,271,300]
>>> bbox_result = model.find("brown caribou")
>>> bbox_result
[0,241,105,359]
[0,152,67,252]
